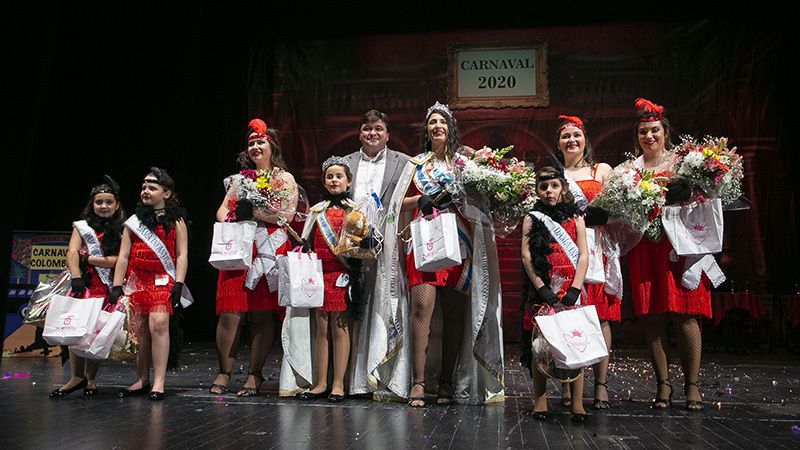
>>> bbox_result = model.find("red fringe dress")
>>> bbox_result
[311,208,348,312]
[215,224,289,314]
[522,217,580,332]
[81,231,110,304]
[405,175,471,291]
[577,176,622,322]
[127,224,175,315]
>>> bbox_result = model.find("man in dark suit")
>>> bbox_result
[345,110,409,396]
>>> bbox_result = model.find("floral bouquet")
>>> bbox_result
[225,168,299,220]
[673,135,744,207]
[454,145,537,237]
[593,160,668,242]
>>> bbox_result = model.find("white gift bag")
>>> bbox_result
[208,220,257,270]
[42,294,104,346]
[662,199,723,256]
[71,309,126,360]
[277,250,324,308]
[534,305,609,370]
[411,212,462,272]
[584,228,606,285]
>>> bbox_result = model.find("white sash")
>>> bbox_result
[245,226,288,291]
[670,250,726,290]
[124,215,193,308]
[530,212,580,269]
[73,220,112,288]
[564,174,589,211]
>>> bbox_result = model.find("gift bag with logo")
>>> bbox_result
[71,307,126,360]
[410,211,462,272]
[208,220,257,270]
[662,198,723,256]
[42,294,104,346]
[534,305,609,370]
[277,249,324,308]
[584,228,605,285]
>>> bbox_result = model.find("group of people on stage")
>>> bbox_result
[48,98,711,422]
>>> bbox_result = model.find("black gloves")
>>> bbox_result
[358,229,379,249]
[436,192,453,209]
[300,238,312,253]
[79,253,90,270]
[665,178,692,204]
[584,205,609,226]
[536,286,559,306]
[560,287,581,307]
[417,194,437,215]
[170,282,184,309]
[234,198,254,221]
[109,286,124,305]
[70,277,86,297]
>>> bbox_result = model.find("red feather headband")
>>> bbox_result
[634,98,665,122]
[247,118,277,146]
[557,115,585,135]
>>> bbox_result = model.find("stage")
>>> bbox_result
[1,344,797,449]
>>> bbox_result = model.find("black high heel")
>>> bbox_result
[593,380,609,410]
[652,379,673,409]
[209,372,231,395]
[684,381,705,411]
[236,373,264,397]
[408,380,426,408]
[49,378,87,398]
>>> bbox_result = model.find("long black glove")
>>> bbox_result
[358,229,379,249]
[170,282,184,309]
[70,277,87,297]
[417,194,436,215]
[665,178,692,204]
[300,238,312,253]
[536,286,559,306]
[560,287,581,306]
[584,205,609,226]
[78,253,90,271]
[109,285,124,305]
[436,191,453,209]
[235,199,254,221]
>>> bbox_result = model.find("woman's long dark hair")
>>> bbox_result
[554,120,596,168]
[420,107,461,159]
[237,128,288,171]
[634,114,674,155]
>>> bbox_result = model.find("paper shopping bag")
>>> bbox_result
[584,228,605,285]
[534,305,609,370]
[411,212,462,272]
[42,294,103,346]
[662,199,723,256]
[208,221,257,270]
[277,250,324,308]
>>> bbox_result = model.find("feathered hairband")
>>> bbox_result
[557,115,585,134]
[634,98,665,122]
[247,118,277,146]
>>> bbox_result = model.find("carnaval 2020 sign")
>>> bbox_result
[448,42,549,109]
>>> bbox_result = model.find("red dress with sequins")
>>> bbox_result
[311,208,348,312]
[81,231,111,304]
[215,224,288,314]
[127,224,176,315]
[577,177,622,322]
[522,216,580,331]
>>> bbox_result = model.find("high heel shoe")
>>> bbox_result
[49,378,87,398]
[684,381,705,411]
[407,380,426,408]
[593,380,609,410]
[652,379,673,409]
[117,383,152,398]
[209,372,231,395]
[570,413,589,423]
[236,373,264,397]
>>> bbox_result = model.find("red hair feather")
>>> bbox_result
[248,118,268,135]
[634,98,664,114]
[558,115,584,129]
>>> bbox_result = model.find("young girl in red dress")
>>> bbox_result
[49,176,124,398]
[521,166,589,423]
[111,167,189,400]
[295,157,363,403]
[210,118,298,397]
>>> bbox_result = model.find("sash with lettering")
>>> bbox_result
[530,211,584,303]
[73,220,113,288]
[124,215,194,308]
[301,201,353,273]
[244,226,288,292]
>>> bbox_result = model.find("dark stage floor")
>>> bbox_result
[1,344,799,449]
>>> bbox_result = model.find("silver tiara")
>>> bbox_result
[426,101,453,119]
[322,155,350,172]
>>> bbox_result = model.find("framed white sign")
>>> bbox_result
[448,42,549,109]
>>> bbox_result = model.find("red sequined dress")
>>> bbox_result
[215,223,288,314]
[81,231,110,303]
[127,224,176,315]
[577,170,622,322]
[627,168,711,318]
[311,208,348,312]
[522,216,580,331]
